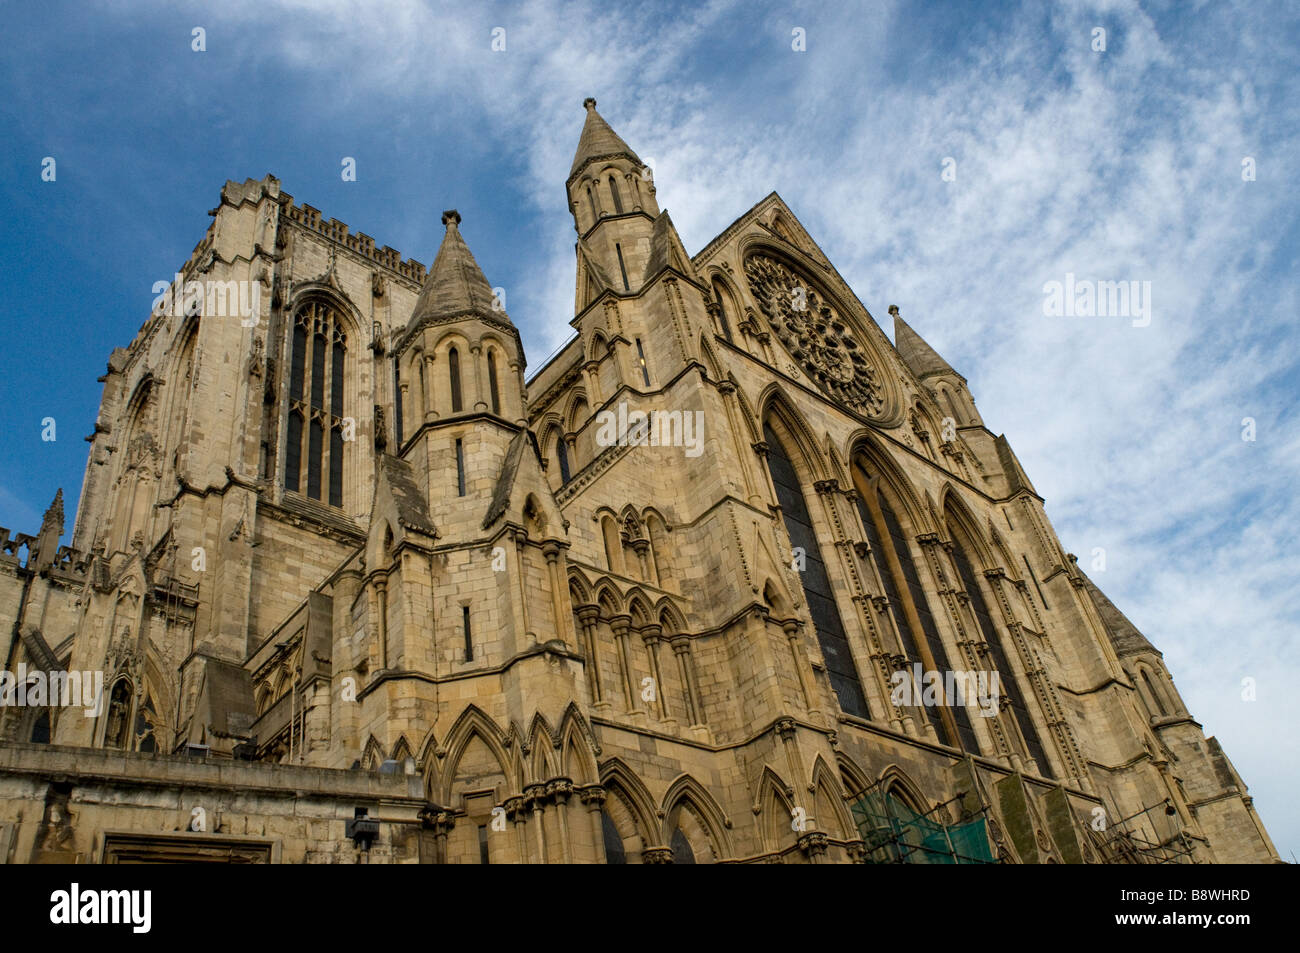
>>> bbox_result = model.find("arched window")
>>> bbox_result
[601,516,623,574]
[949,533,1053,777]
[854,473,978,753]
[764,423,870,719]
[487,349,501,414]
[448,347,463,413]
[608,175,624,214]
[285,301,347,506]
[392,356,404,445]
[586,185,598,223]
[556,432,571,484]
[1141,669,1168,717]
[601,810,626,864]
[712,280,734,343]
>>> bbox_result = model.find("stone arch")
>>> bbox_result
[557,704,600,784]
[810,755,854,839]
[656,599,687,636]
[625,590,653,627]
[837,751,873,800]
[698,333,725,380]
[567,567,594,606]
[661,774,732,862]
[847,429,935,536]
[878,764,930,814]
[390,735,414,767]
[1134,662,1172,717]
[594,582,624,618]
[528,712,558,782]
[939,488,998,570]
[362,735,386,771]
[599,758,659,853]
[642,507,674,589]
[758,385,831,485]
[415,724,441,774]
[755,765,799,857]
[728,375,762,445]
[761,576,794,617]
[436,704,516,804]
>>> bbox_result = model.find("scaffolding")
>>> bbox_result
[849,787,997,864]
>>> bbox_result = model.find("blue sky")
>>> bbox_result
[1,0,1296,860]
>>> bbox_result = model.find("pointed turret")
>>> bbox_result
[566,98,659,239]
[570,97,642,180]
[892,305,964,383]
[890,305,983,428]
[402,210,509,349]
[31,488,65,573]
[393,210,526,441]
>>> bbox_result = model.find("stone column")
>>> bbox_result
[577,605,605,706]
[610,614,638,712]
[548,778,574,864]
[782,619,818,714]
[579,784,608,863]
[504,795,530,864]
[422,353,436,423]
[640,622,670,723]
[542,541,570,647]
[525,782,548,863]
[671,636,703,727]
[374,572,389,671]
[470,343,486,411]
[513,529,532,639]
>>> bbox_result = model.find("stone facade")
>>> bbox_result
[0,100,1279,864]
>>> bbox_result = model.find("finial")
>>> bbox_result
[888,304,899,316]
[442,209,461,228]
[583,97,597,111]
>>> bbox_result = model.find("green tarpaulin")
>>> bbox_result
[850,790,996,864]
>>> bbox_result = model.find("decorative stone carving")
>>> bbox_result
[744,254,884,416]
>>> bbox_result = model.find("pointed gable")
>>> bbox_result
[642,211,698,284]
[373,454,437,540]
[1078,571,1158,658]
[482,429,563,532]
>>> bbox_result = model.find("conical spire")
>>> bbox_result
[404,211,508,344]
[570,98,641,179]
[891,305,964,382]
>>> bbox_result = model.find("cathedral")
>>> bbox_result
[0,99,1279,864]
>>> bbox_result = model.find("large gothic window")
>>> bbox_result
[285,301,347,507]
[949,534,1053,777]
[854,475,979,753]
[764,423,870,719]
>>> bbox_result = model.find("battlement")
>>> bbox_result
[279,192,427,286]
[0,528,88,578]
